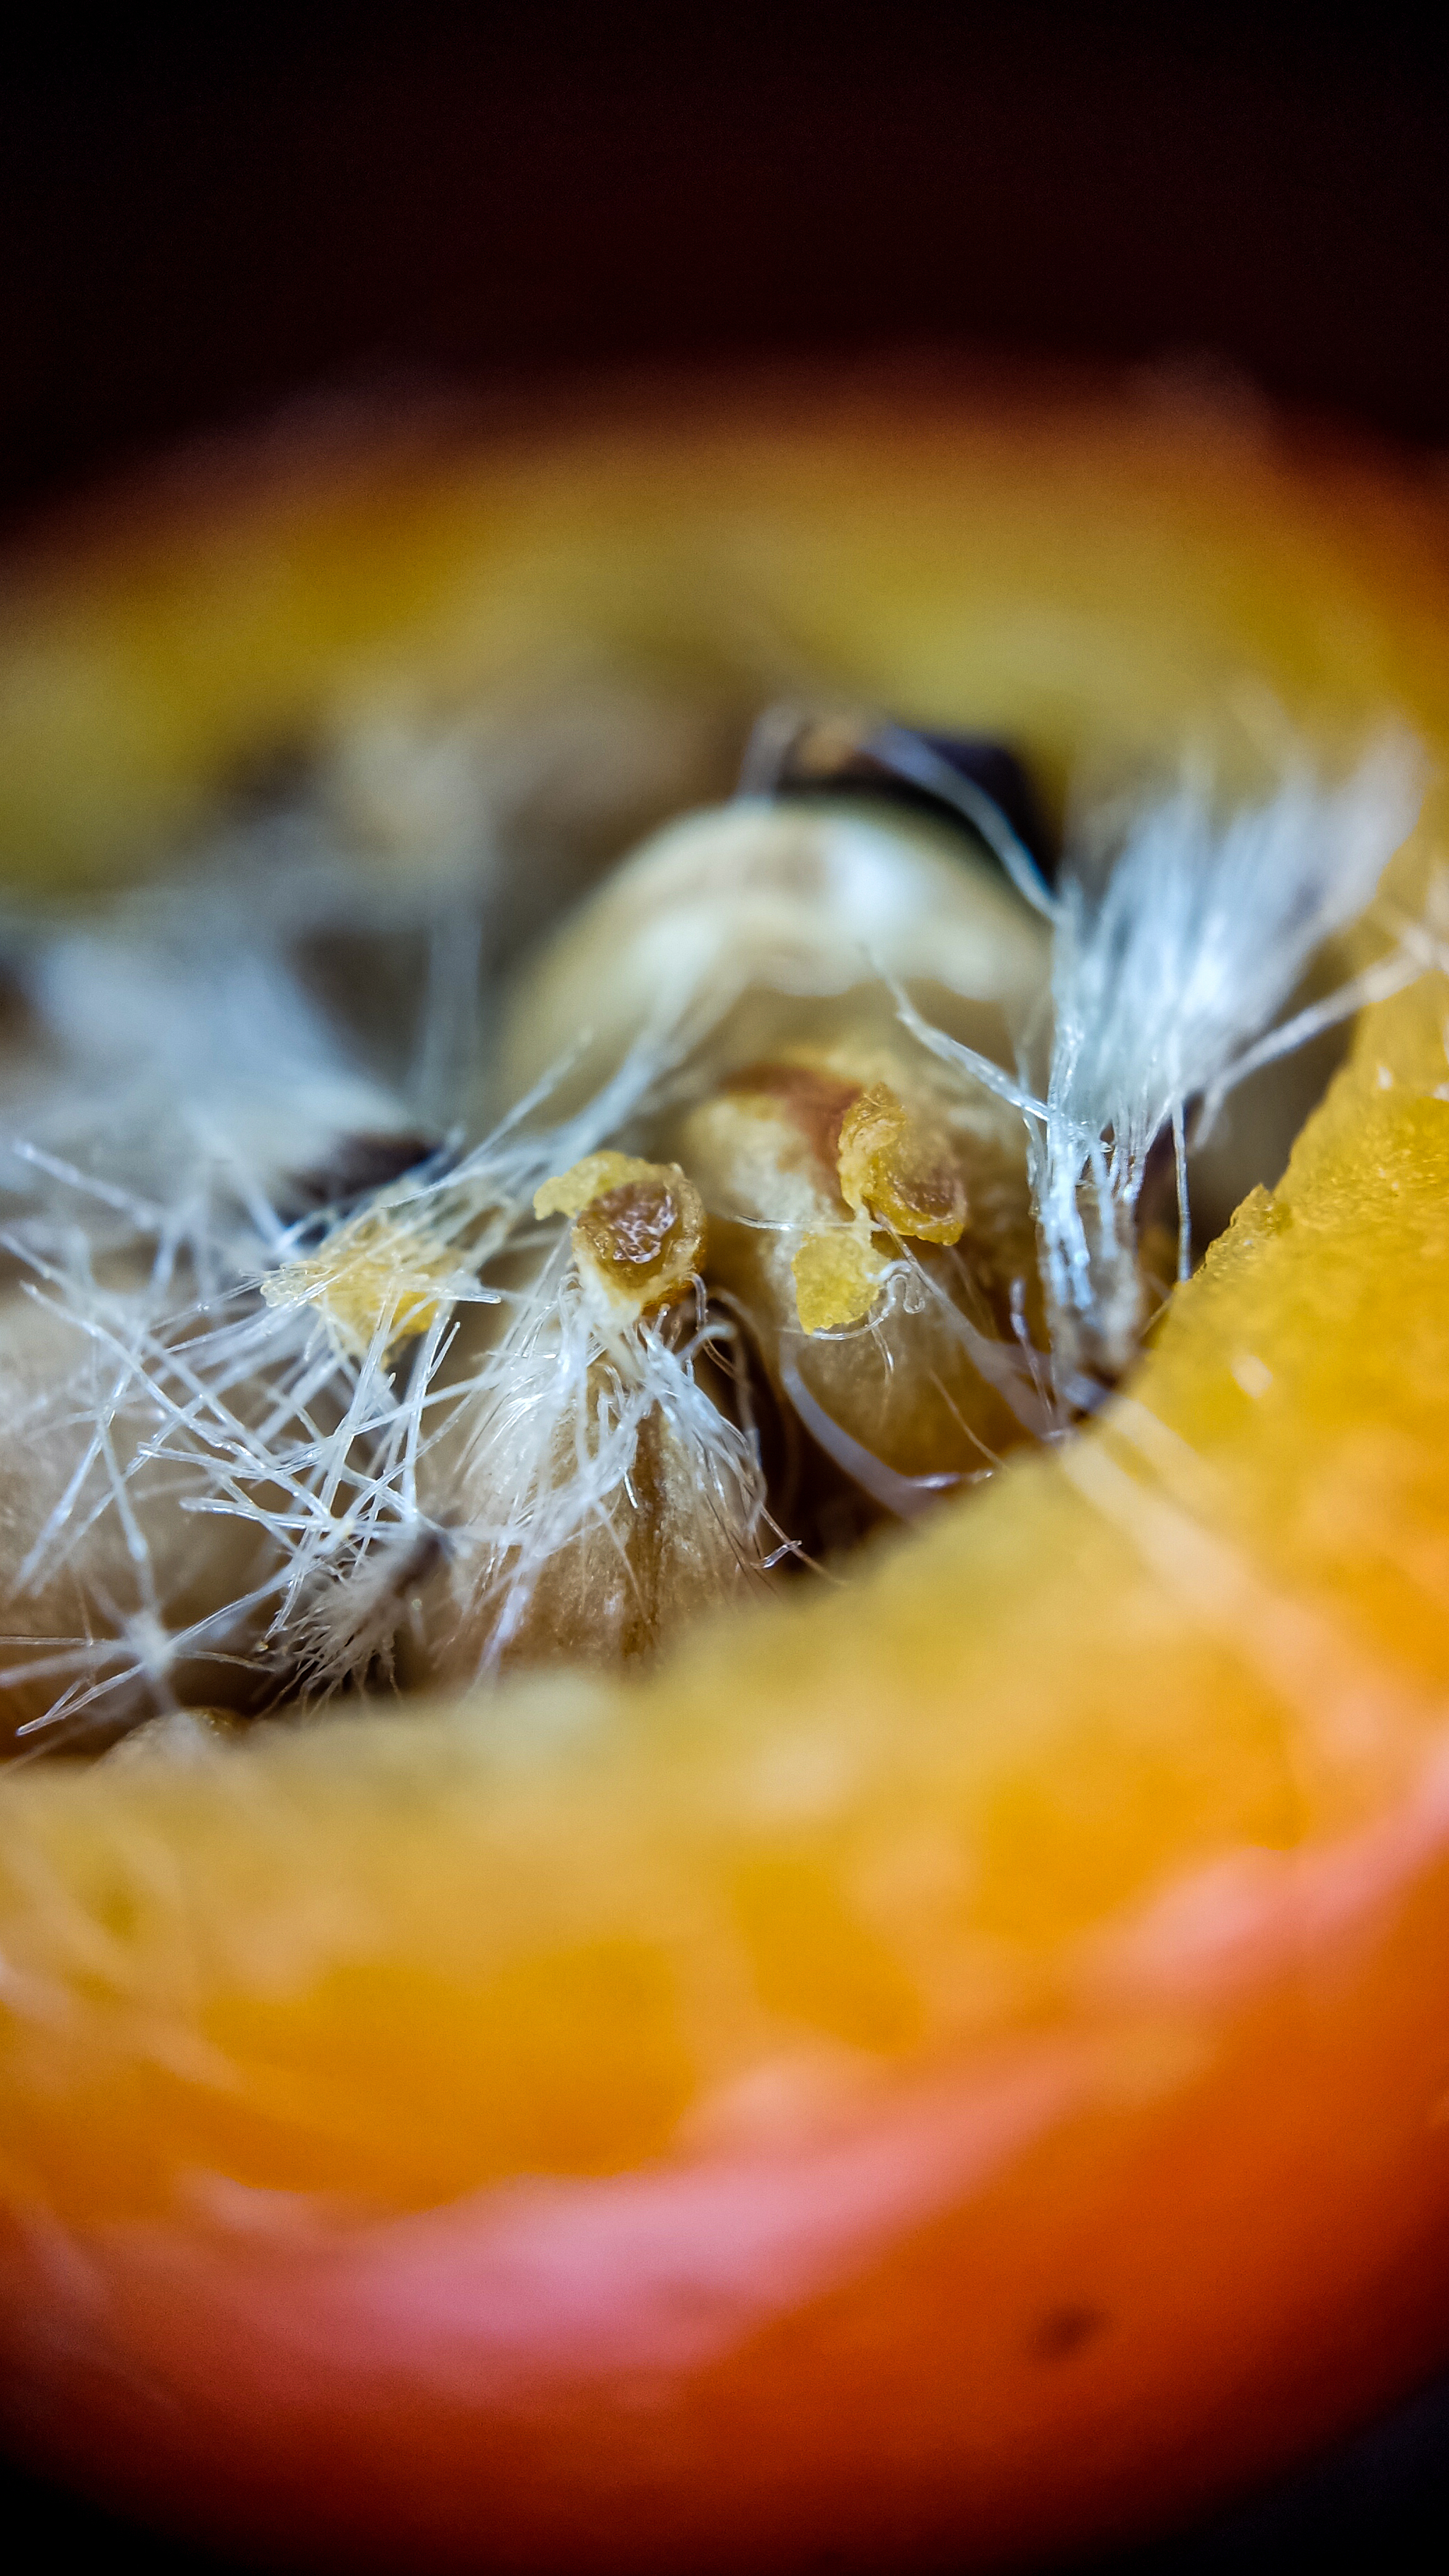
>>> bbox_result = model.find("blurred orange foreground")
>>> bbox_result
[2,373,1449,2566]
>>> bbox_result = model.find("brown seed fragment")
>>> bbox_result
[837,1082,968,1246]
[262,1206,462,1360]
[535,1152,707,1326]
[722,1062,864,1173]
[788,1079,969,1334]
[577,1176,679,1272]
[679,1036,1040,1518]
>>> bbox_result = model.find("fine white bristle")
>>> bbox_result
[1034,735,1423,1384]
[896,734,1425,1398]
[0,725,1428,1744]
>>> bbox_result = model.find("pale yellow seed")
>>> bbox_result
[533,1151,653,1222]
[837,1081,967,1246]
[790,1082,966,1333]
[262,1208,461,1360]
[536,1153,707,1324]
[791,1225,887,1333]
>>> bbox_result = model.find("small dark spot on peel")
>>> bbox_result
[1030,2301,1109,2361]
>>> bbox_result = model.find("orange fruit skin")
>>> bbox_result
[6,1804,1449,2571]
[3,372,1449,2565]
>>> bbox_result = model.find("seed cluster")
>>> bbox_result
[0,717,1417,1754]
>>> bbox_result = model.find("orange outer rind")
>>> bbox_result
[1,373,1449,2567]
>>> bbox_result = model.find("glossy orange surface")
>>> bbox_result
[2,375,1449,2565]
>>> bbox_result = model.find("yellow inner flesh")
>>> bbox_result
[0,389,1447,2220]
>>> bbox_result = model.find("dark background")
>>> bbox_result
[3,3,1448,2565]
[4,1,1449,522]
